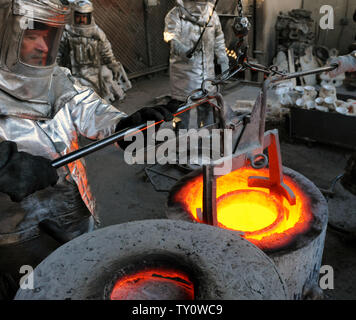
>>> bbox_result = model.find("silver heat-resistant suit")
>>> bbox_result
[164,0,229,128]
[57,0,131,102]
[0,0,126,282]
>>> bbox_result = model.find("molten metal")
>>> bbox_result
[173,167,313,251]
[110,268,194,300]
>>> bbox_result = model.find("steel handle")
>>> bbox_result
[51,99,209,169]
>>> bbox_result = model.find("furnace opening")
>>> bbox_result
[110,268,194,300]
[171,167,314,252]
[104,255,196,300]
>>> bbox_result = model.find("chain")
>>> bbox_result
[185,0,278,102]
[237,0,244,16]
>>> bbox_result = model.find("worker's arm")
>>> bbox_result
[164,7,191,60]
[64,68,177,148]
[97,27,122,80]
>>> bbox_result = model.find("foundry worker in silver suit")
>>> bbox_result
[164,0,229,129]
[0,0,176,299]
[57,0,131,102]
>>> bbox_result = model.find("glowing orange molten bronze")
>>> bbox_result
[110,269,194,300]
[173,167,313,251]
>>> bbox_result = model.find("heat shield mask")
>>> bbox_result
[74,11,92,26]
[71,0,95,30]
[177,0,215,22]
[0,0,70,103]
[19,20,63,67]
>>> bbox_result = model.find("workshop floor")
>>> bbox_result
[83,72,356,300]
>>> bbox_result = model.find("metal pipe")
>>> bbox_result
[270,65,337,83]
[51,123,147,168]
[51,99,211,169]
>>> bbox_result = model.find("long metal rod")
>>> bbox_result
[270,65,337,83]
[51,99,210,169]
[245,63,337,79]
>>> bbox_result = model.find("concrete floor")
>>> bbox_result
[83,72,356,300]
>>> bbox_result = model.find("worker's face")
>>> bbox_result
[20,29,50,66]
[19,21,63,67]
[74,12,91,25]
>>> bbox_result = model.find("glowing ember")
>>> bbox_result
[173,167,313,251]
[110,269,194,300]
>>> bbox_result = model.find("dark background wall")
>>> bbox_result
[92,1,355,79]
[93,0,176,78]
[303,0,356,55]
[92,0,252,79]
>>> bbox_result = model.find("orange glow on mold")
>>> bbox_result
[110,269,195,300]
[173,167,313,251]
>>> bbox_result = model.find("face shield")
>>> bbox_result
[19,20,64,67]
[71,0,94,28]
[74,11,92,25]
[0,0,71,103]
[180,0,214,17]
[180,0,213,5]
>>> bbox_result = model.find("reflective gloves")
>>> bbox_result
[328,51,356,78]
[217,55,230,75]
[171,39,200,60]
[0,141,59,202]
[171,39,191,59]
[220,60,230,75]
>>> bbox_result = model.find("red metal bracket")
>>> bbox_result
[247,131,296,205]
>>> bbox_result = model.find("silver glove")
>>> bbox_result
[171,39,192,60]
[220,61,230,74]
[328,51,356,78]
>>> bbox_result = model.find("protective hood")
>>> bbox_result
[70,0,95,30]
[177,0,215,22]
[0,0,70,103]
[177,0,214,6]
